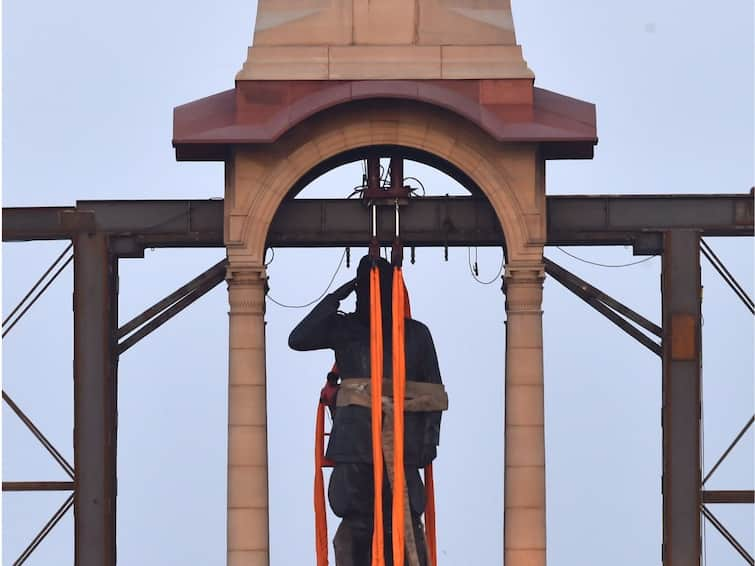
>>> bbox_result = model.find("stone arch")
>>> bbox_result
[223,97,548,566]
[224,100,545,266]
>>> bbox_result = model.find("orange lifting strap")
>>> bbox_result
[369,265,386,565]
[313,267,438,566]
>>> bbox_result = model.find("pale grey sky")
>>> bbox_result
[2,1,753,565]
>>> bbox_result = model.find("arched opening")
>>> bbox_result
[263,154,509,564]
[225,100,547,566]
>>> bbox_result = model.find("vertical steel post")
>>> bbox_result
[73,232,117,566]
[661,230,702,566]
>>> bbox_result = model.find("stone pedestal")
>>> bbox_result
[504,261,546,566]
[226,265,270,566]
[239,0,534,80]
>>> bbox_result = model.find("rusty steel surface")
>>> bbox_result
[73,233,117,566]
[2,194,752,566]
[543,258,662,355]
[3,482,76,492]
[3,194,753,249]
[661,231,703,566]
[117,260,227,355]
[701,491,755,505]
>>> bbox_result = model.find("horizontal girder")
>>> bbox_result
[3,194,752,252]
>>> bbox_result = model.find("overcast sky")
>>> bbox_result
[2,1,753,565]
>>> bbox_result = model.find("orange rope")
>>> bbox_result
[370,266,385,566]
[391,267,407,566]
[314,403,329,565]
[424,464,437,566]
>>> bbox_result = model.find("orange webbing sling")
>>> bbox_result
[369,265,386,566]
[400,282,438,566]
[313,271,439,566]
[391,267,407,566]
[314,401,330,566]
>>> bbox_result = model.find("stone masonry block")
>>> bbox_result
[229,385,268,427]
[504,549,546,566]
[329,46,441,80]
[252,0,352,47]
[505,425,545,467]
[229,465,269,509]
[505,347,544,385]
[504,507,546,549]
[229,348,267,386]
[230,315,266,350]
[506,314,543,349]
[229,425,268,467]
[228,550,269,566]
[228,508,269,550]
[418,0,517,46]
[353,0,416,45]
[442,45,534,79]
[505,465,545,508]
[239,47,329,80]
[506,384,544,427]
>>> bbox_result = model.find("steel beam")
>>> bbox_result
[661,231,702,566]
[543,258,662,355]
[73,233,117,566]
[547,193,754,246]
[3,481,75,492]
[701,490,755,504]
[3,194,753,247]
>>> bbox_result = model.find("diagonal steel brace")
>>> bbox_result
[544,257,662,356]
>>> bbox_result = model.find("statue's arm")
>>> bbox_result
[288,294,342,351]
[418,322,443,384]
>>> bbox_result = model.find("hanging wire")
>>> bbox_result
[556,247,657,268]
[266,249,347,309]
[404,176,426,197]
[264,247,275,267]
[467,247,505,285]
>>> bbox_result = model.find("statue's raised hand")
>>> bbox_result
[330,278,356,301]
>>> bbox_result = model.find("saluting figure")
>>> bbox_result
[289,255,445,566]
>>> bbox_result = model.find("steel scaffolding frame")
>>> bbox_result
[2,191,754,565]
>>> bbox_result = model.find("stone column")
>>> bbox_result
[503,261,546,566]
[226,263,270,566]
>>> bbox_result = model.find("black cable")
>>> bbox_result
[467,247,505,285]
[404,176,426,197]
[266,249,347,309]
[557,247,657,268]
[264,247,275,267]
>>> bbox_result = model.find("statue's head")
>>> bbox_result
[355,254,393,325]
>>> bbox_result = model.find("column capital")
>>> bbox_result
[504,261,545,313]
[504,262,545,285]
[226,262,267,315]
